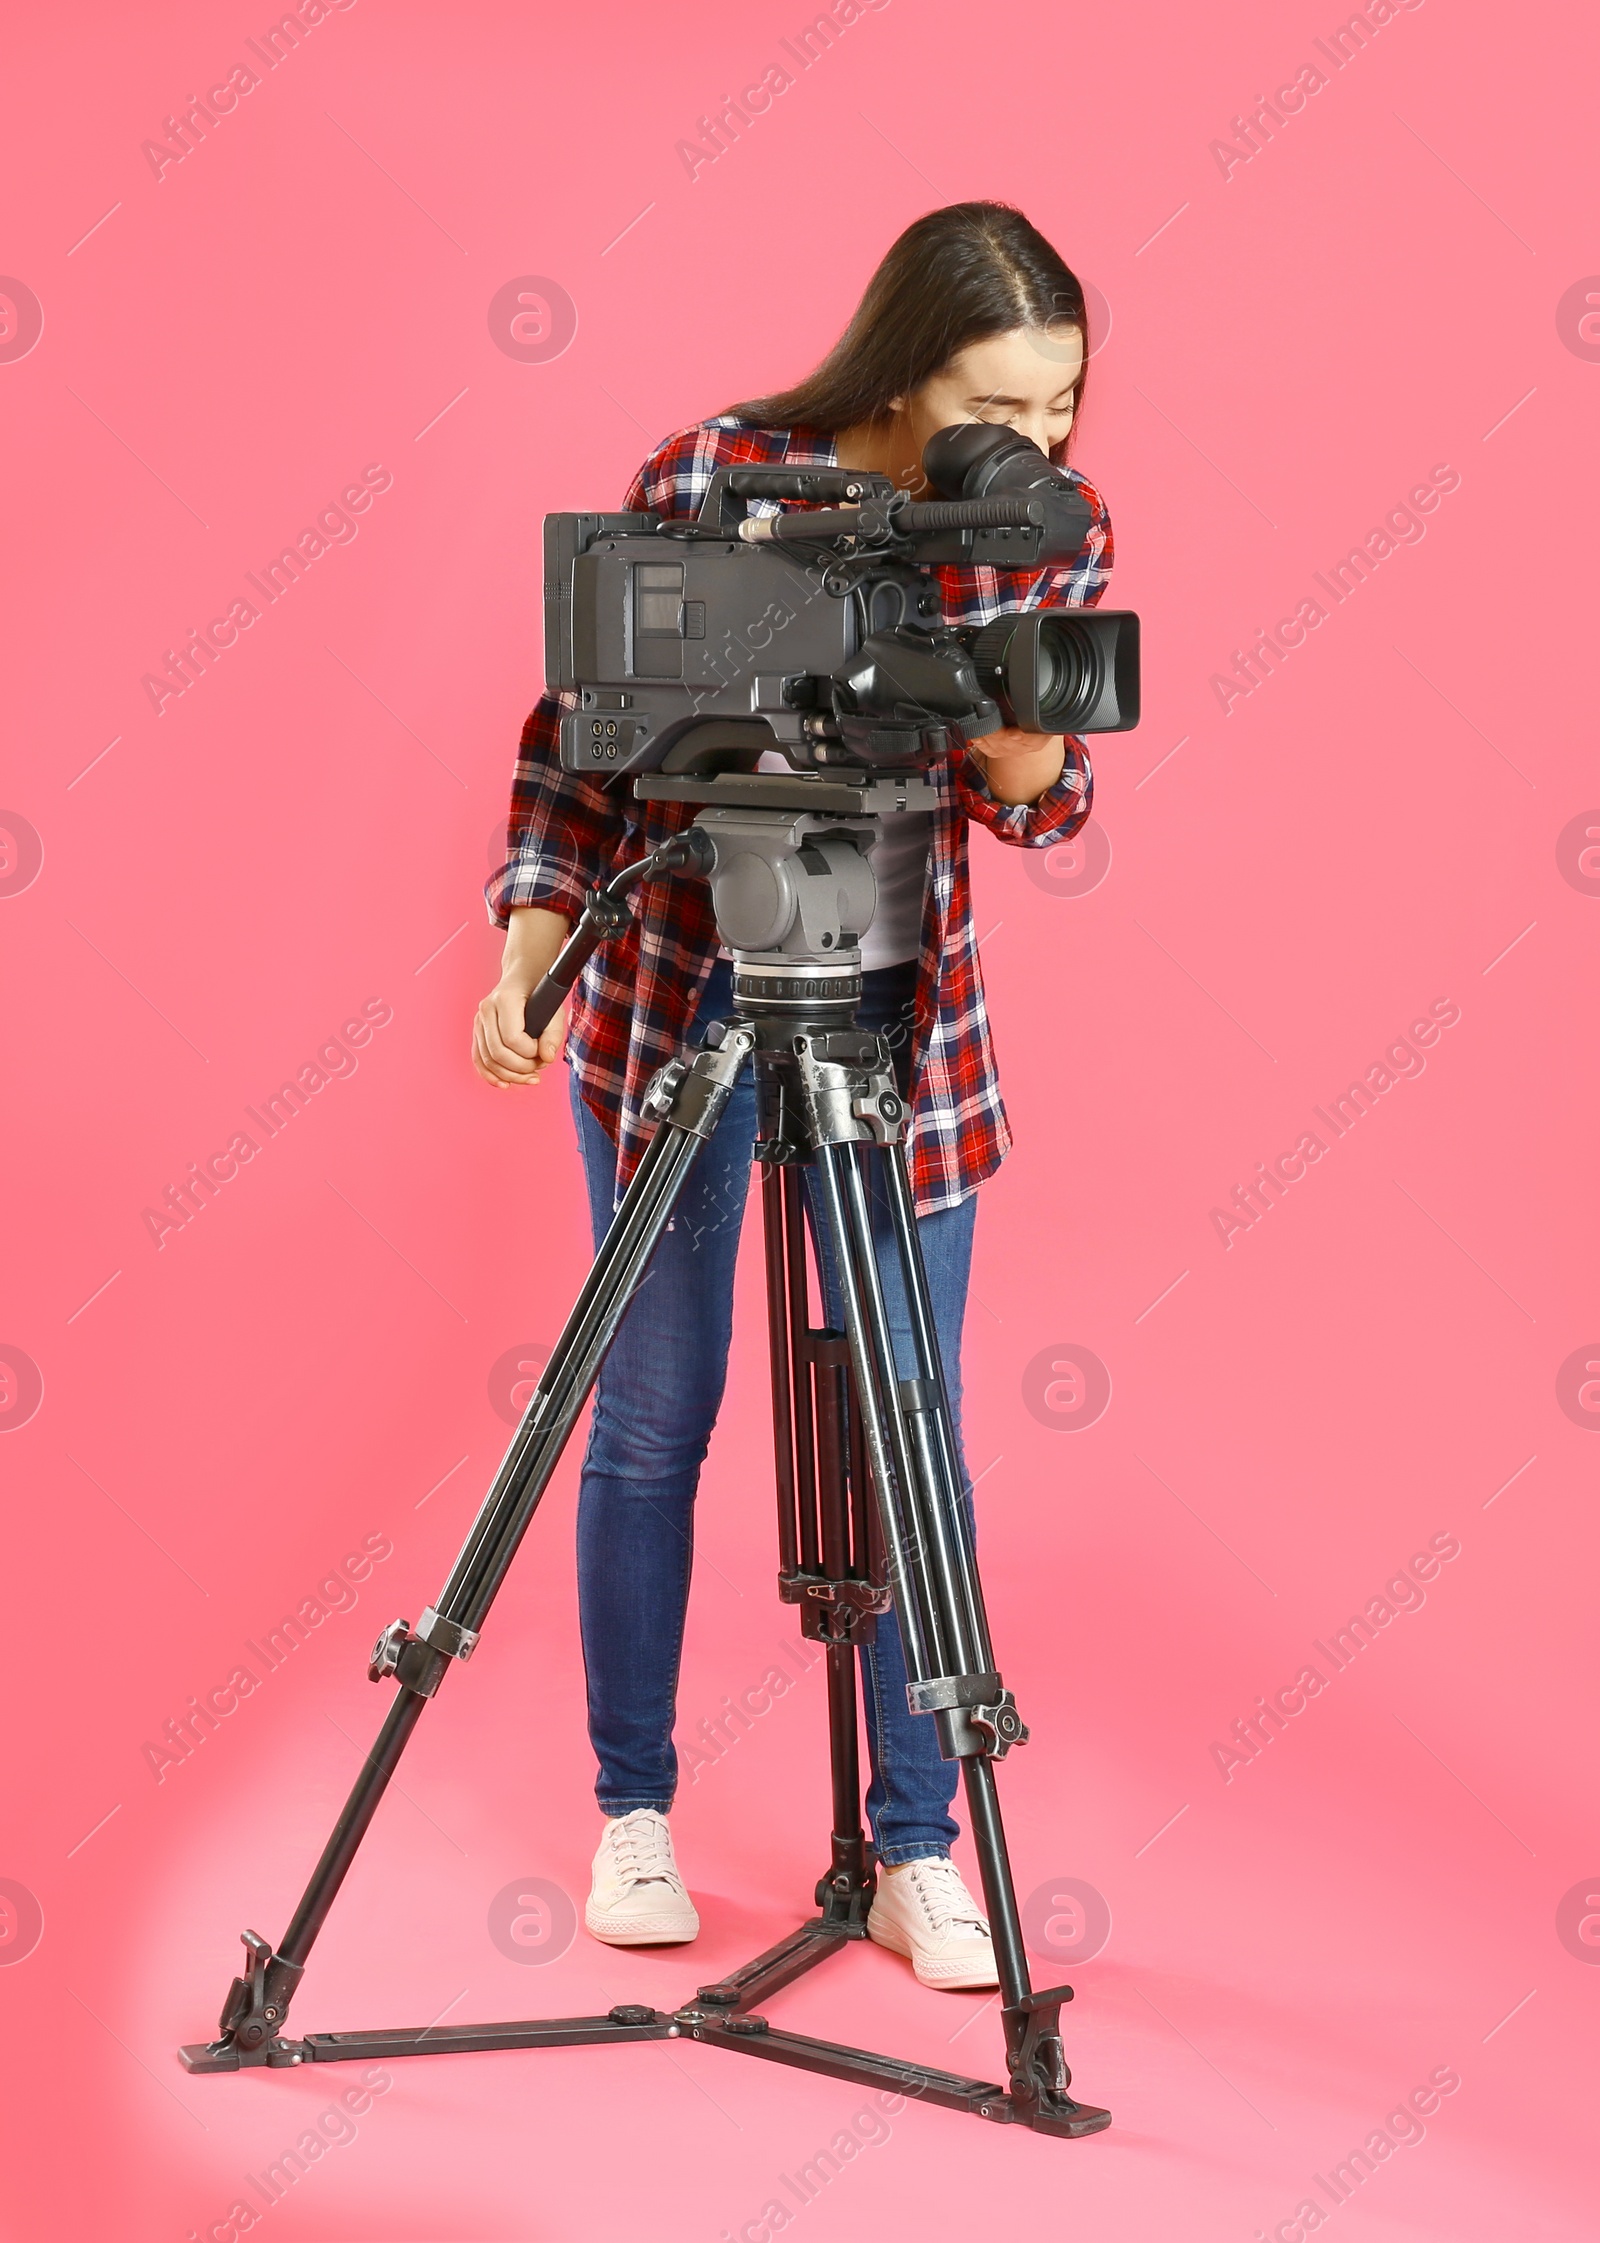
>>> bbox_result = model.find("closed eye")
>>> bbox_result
[964,392,1077,414]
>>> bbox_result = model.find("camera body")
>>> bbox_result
[545,427,1140,778]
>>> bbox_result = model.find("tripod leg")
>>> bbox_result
[761,1163,876,1930]
[181,1028,753,2071]
[807,1143,973,1716]
[812,1336,871,1924]
[869,1151,1108,2115]
[807,1134,1108,2136]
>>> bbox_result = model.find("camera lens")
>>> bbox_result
[1032,617,1103,730]
[969,612,1106,732]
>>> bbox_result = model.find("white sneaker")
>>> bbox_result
[867,1854,999,1989]
[585,1809,700,1947]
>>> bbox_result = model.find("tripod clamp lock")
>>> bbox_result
[969,1698,1028,1755]
[368,1607,478,1697]
[847,1079,905,1143]
[641,1029,755,1136]
[790,1034,907,1149]
[906,1672,1029,1759]
[413,1607,479,1661]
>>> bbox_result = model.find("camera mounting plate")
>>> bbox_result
[633,771,939,817]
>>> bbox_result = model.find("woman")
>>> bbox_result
[474,201,1114,1990]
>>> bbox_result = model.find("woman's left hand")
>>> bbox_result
[966,726,1066,806]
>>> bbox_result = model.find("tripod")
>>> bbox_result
[179,768,1110,2140]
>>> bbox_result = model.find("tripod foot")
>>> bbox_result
[814,1847,875,1933]
[1011,2090,1113,2138]
[1001,1984,1110,2136]
[179,2034,308,2074]
[179,1929,306,2071]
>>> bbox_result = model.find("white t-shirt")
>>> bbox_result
[858,809,932,969]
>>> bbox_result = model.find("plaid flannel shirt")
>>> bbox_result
[485,415,1115,1214]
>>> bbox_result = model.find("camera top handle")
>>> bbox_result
[688,462,1092,570]
[694,462,1083,547]
[693,422,1080,535]
[693,464,892,535]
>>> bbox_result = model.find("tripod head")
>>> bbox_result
[522,770,938,1041]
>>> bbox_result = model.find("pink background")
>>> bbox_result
[2,1,1595,2235]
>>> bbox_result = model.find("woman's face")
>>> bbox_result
[893,323,1085,488]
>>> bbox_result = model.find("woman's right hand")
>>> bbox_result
[472,905,571,1089]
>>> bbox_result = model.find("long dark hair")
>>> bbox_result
[723,201,1090,456]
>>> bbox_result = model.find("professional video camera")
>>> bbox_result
[545,423,1140,778]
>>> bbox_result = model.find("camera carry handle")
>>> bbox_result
[694,463,891,535]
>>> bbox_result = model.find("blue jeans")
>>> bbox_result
[570,955,979,1865]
